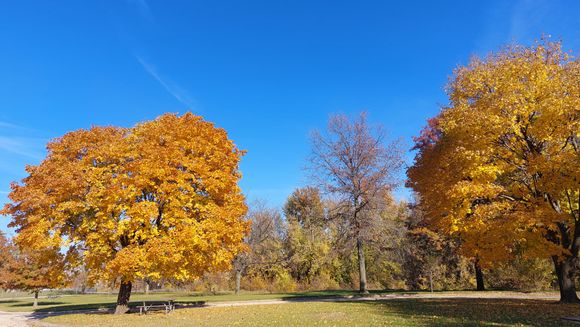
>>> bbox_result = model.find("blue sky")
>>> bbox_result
[0,0,578,235]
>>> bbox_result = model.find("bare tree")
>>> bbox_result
[309,112,403,293]
[233,201,286,294]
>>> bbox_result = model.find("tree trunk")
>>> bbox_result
[429,268,433,293]
[475,260,485,291]
[115,280,133,314]
[235,269,242,295]
[144,279,150,295]
[357,237,368,294]
[553,256,579,303]
[33,290,39,308]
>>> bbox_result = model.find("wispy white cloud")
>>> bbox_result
[0,121,36,132]
[476,0,577,54]
[0,121,20,129]
[136,55,196,109]
[0,136,45,160]
[126,0,153,21]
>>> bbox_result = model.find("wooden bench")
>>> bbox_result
[137,299,175,315]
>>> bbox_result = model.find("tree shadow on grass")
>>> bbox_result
[11,301,68,307]
[359,298,580,327]
[273,289,418,301]
[19,302,116,313]
[277,289,419,303]
[32,301,191,314]
[185,289,364,299]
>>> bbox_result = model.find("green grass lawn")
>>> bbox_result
[0,289,563,314]
[0,290,394,313]
[40,298,580,327]
[0,291,30,298]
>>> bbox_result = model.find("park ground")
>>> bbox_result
[1,290,580,326]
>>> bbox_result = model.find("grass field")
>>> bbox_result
[2,290,578,326]
[0,290,380,312]
[40,298,580,327]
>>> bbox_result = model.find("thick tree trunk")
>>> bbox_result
[114,280,133,314]
[235,269,242,295]
[144,279,150,295]
[357,237,368,294]
[475,260,485,291]
[33,290,39,308]
[553,256,579,303]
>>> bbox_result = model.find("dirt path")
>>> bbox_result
[0,311,63,327]
[0,311,35,327]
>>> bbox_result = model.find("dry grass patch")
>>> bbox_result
[43,298,580,327]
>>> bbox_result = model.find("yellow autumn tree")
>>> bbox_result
[2,113,249,313]
[407,40,579,302]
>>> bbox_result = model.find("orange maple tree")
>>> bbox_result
[0,233,64,308]
[2,113,249,313]
[408,40,579,302]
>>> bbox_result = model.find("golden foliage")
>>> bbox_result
[2,113,249,285]
[408,40,579,265]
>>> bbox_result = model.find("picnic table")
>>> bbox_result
[136,299,175,315]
